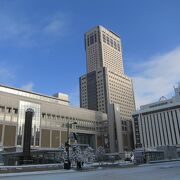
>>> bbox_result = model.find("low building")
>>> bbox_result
[133,148,164,164]
[0,84,107,151]
[132,83,180,149]
[157,145,177,159]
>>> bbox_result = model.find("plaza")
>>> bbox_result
[0,161,180,180]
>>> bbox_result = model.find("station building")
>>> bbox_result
[0,84,107,151]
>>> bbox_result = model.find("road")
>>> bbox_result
[1,161,180,180]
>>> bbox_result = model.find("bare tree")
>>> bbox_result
[58,145,67,161]
[83,146,95,163]
[96,146,105,165]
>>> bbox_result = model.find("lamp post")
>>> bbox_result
[64,121,77,169]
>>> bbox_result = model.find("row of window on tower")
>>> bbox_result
[87,33,97,46]
[102,34,120,51]
[86,32,120,52]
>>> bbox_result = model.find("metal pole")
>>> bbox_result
[64,121,71,169]
[67,122,70,160]
[64,121,77,169]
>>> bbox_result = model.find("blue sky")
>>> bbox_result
[0,0,180,108]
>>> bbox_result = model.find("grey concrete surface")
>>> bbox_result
[1,161,180,180]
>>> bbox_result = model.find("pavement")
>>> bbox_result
[0,161,133,174]
[0,161,180,180]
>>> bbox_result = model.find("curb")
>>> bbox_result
[0,169,76,177]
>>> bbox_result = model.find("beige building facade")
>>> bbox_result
[85,25,124,75]
[80,26,135,152]
[0,84,107,150]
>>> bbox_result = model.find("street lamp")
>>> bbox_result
[64,121,77,169]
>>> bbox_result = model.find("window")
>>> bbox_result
[90,35,94,45]
[103,34,106,43]
[107,36,110,45]
[13,108,18,114]
[47,114,51,119]
[110,39,113,47]
[117,43,120,51]
[87,37,90,46]
[114,41,117,49]
[6,107,11,113]
[0,106,5,112]
[94,33,97,42]
[42,113,46,118]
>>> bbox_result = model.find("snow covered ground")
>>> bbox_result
[0,161,180,180]
[0,160,133,172]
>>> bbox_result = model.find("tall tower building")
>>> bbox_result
[80,26,135,152]
[85,26,124,74]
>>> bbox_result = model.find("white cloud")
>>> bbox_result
[0,13,34,41]
[132,46,180,108]
[0,65,15,84]
[21,82,34,91]
[0,67,14,80]
[0,11,68,46]
[43,14,66,35]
